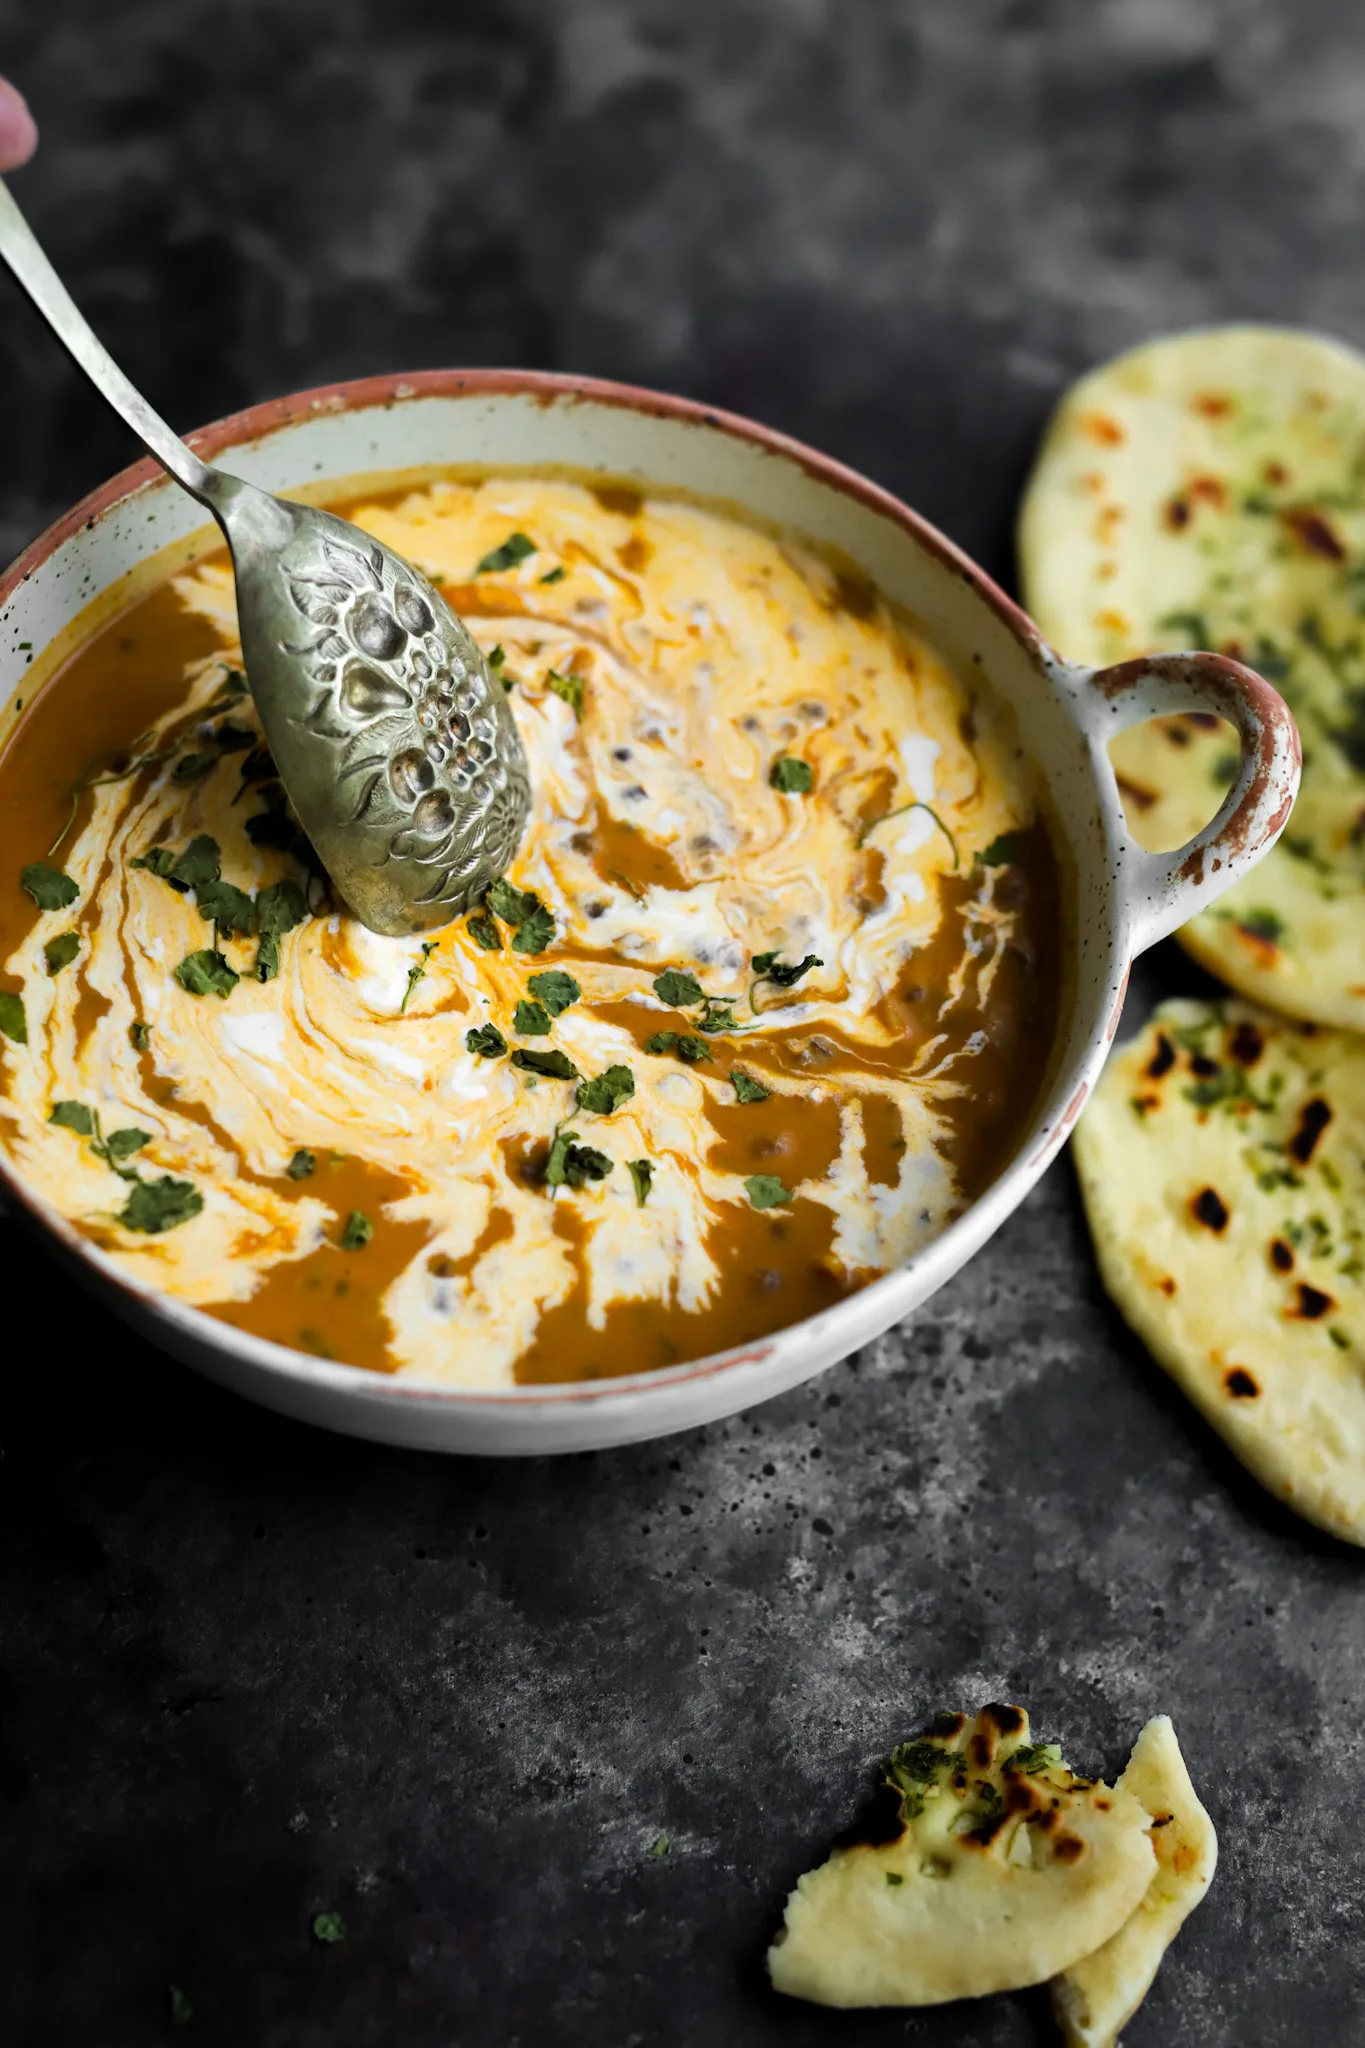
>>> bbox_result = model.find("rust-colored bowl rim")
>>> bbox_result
[0,365,1052,1411]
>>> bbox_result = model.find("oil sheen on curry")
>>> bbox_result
[0,476,1059,1384]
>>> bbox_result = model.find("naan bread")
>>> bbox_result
[1074,996,1365,1543]
[767,1705,1155,2008]
[1019,325,1365,1029]
[1052,1717,1217,2048]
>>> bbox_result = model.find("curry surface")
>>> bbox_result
[0,475,1059,1384]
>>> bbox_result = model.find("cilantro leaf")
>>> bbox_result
[118,1175,203,1234]
[540,565,567,585]
[1239,908,1285,943]
[312,1911,346,1944]
[514,998,552,1036]
[175,949,239,999]
[547,668,585,720]
[171,752,215,784]
[528,969,580,1017]
[698,999,737,1034]
[171,835,221,890]
[340,1210,373,1250]
[49,1099,94,1136]
[130,846,183,886]
[475,531,536,574]
[21,861,79,911]
[400,940,437,1015]
[770,756,813,794]
[467,913,502,952]
[731,1069,771,1103]
[745,1174,791,1209]
[236,741,277,791]
[0,992,27,1045]
[466,1022,508,1058]
[487,877,538,924]
[653,969,705,1008]
[545,1128,612,1189]
[978,831,1023,868]
[195,878,256,937]
[130,1021,151,1051]
[510,904,553,955]
[645,1031,712,1063]
[286,1148,315,1179]
[1005,1741,1063,1777]
[576,1064,635,1115]
[511,1046,579,1080]
[255,879,307,981]
[44,932,80,975]
[628,1159,653,1207]
[750,952,822,989]
[105,1127,150,1164]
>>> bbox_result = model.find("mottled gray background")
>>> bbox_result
[1,2,1363,2043]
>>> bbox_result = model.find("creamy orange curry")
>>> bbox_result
[0,475,1060,1383]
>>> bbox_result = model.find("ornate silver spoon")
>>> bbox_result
[0,177,530,937]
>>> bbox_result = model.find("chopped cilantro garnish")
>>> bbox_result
[130,846,181,885]
[488,877,537,924]
[340,1210,373,1251]
[467,913,502,952]
[171,752,215,785]
[1006,1741,1063,1776]
[653,969,705,1008]
[400,941,437,1015]
[286,1148,316,1179]
[856,800,960,867]
[104,1126,150,1165]
[130,1021,151,1051]
[545,1127,611,1189]
[511,1046,579,1080]
[0,991,27,1045]
[698,999,737,1034]
[466,1022,508,1058]
[750,952,822,1005]
[576,1064,635,1115]
[745,1173,791,1209]
[255,879,307,982]
[648,1833,670,1857]
[547,668,585,720]
[886,1871,904,1887]
[118,1176,203,1234]
[514,998,552,1036]
[175,949,239,999]
[730,1069,770,1103]
[528,969,580,1017]
[171,835,221,890]
[770,756,813,793]
[978,831,1023,867]
[311,1911,346,1944]
[21,861,79,911]
[475,531,536,575]
[1238,909,1284,943]
[49,1099,94,1136]
[512,904,556,954]
[213,721,255,752]
[540,565,567,585]
[486,645,515,692]
[627,1158,653,1207]
[645,1031,712,1062]
[195,877,256,937]
[43,931,80,975]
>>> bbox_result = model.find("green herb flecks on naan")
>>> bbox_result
[767,1704,1155,2009]
[1019,325,1365,1028]
[1074,995,1365,1544]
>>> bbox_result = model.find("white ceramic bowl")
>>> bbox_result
[0,371,1300,1454]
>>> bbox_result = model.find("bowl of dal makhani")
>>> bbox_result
[0,371,1299,1453]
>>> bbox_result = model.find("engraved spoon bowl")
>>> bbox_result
[0,177,530,935]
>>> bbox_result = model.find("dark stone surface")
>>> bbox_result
[1,2,1362,2042]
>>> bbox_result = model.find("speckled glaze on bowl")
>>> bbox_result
[0,372,1300,1454]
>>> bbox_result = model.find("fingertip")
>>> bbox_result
[0,79,37,172]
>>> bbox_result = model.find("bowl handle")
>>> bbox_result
[1084,649,1302,956]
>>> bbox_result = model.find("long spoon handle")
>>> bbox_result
[0,175,215,502]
